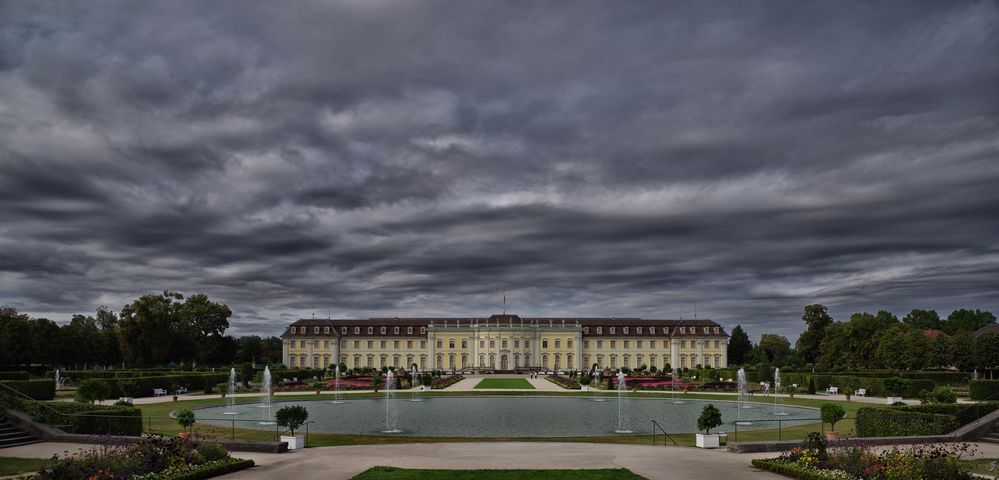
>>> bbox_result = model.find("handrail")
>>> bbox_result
[651,419,677,446]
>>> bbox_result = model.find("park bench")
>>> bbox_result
[153,388,167,396]
[826,386,839,395]
[856,388,867,396]
[175,387,188,395]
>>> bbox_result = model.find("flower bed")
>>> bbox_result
[26,434,253,480]
[752,432,975,479]
[546,374,580,389]
[431,375,464,389]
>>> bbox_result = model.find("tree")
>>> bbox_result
[951,331,977,371]
[96,305,122,366]
[75,379,110,404]
[902,309,941,330]
[973,333,999,373]
[241,363,256,388]
[727,325,753,365]
[176,409,196,433]
[118,291,185,365]
[874,326,908,370]
[944,309,997,335]
[0,314,33,366]
[757,334,792,366]
[796,304,833,364]
[925,334,954,369]
[696,404,722,435]
[275,405,309,437]
[177,293,232,364]
[821,403,845,432]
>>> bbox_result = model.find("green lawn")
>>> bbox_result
[0,456,58,476]
[474,378,535,389]
[962,458,999,477]
[352,467,646,479]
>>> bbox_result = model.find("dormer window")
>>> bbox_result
[380,327,387,334]
[650,327,655,334]
[609,327,616,335]
[713,327,719,334]
[342,327,347,334]
[394,327,400,334]
[636,327,642,334]
[420,327,426,334]
[407,327,413,334]
[314,327,319,334]
[583,327,589,334]
[680,327,686,334]
[623,327,629,334]
[368,327,373,334]
[324,327,330,334]
[703,327,709,334]
[290,327,296,334]
[597,327,602,334]
[354,327,360,334]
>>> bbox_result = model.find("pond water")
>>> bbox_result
[195,396,818,437]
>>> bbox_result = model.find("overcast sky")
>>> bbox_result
[1,1,997,341]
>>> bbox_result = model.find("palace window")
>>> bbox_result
[354,341,360,348]
[324,340,329,348]
[324,327,330,334]
[636,327,642,334]
[314,327,319,334]
[315,340,320,348]
[623,340,629,348]
[681,340,686,349]
[542,340,548,348]
[714,340,720,349]
[502,340,507,348]
[368,327,374,334]
[583,341,589,348]
[490,340,495,348]
[449,339,455,349]
[367,341,373,348]
[554,339,560,348]
[480,340,485,348]
[597,340,603,348]
[514,340,519,348]
[381,327,387,334]
[567,339,573,348]
[524,340,529,348]
[394,340,400,349]
[610,340,616,348]
[420,340,426,349]
[290,356,296,367]
[637,340,643,349]
[596,327,602,334]
[462,339,467,348]
[623,327,628,334]
[408,327,413,334]
[609,327,616,334]
[394,327,400,334]
[437,340,442,348]
[407,340,412,348]
[380,340,386,348]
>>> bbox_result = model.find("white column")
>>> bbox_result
[697,340,704,367]
[428,331,436,369]
[282,339,289,365]
[721,339,728,368]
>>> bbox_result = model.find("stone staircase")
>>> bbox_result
[978,423,999,445]
[0,420,41,448]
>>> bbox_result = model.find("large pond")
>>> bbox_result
[196,396,818,437]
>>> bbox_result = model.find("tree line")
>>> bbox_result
[727,305,997,371]
[0,291,282,369]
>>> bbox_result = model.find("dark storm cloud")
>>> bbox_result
[1,0,997,339]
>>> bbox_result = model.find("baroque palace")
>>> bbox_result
[282,314,729,372]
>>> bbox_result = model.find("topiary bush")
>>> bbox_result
[176,409,196,433]
[0,379,56,400]
[697,404,722,434]
[75,378,112,403]
[820,403,845,432]
[856,407,959,437]
[275,405,309,436]
[969,380,999,400]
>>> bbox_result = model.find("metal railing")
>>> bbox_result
[650,419,677,446]
[730,416,854,443]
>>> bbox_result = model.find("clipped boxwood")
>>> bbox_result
[0,379,56,400]
[969,380,999,400]
[0,392,142,435]
[893,401,999,426]
[751,459,849,480]
[856,407,959,437]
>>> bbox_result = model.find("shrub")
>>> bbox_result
[76,378,111,403]
[697,404,722,434]
[240,363,255,387]
[855,407,959,437]
[275,405,309,436]
[820,403,845,432]
[176,409,196,432]
[920,387,958,404]
[891,401,999,426]
[882,377,911,397]
[969,380,999,400]
[0,379,56,400]
[579,375,592,386]
[1,392,142,435]
[807,377,816,395]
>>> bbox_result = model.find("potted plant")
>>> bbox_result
[821,403,845,440]
[176,409,195,439]
[695,404,723,448]
[579,375,592,391]
[842,386,854,401]
[883,377,910,405]
[276,405,309,450]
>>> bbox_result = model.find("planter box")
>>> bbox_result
[118,397,134,405]
[421,385,432,391]
[696,433,720,449]
[886,396,903,404]
[281,435,304,450]
[580,386,589,392]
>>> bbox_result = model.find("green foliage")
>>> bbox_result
[893,402,999,426]
[275,405,309,436]
[943,308,996,335]
[727,325,753,365]
[856,407,959,437]
[0,379,55,400]
[818,310,899,369]
[968,380,999,400]
[0,371,30,380]
[882,377,911,397]
[919,387,957,404]
[579,375,592,386]
[1,392,143,435]
[903,309,942,330]
[76,378,112,403]
[240,363,255,388]
[176,409,196,431]
[807,377,816,395]
[973,333,999,369]
[696,404,722,434]
[820,403,845,431]
[117,291,232,365]
[796,304,833,365]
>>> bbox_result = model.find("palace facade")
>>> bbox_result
[282,314,729,372]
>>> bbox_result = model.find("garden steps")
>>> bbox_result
[0,421,41,449]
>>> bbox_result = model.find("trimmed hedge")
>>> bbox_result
[856,407,959,437]
[0,393,143,435]
[268,368,325,383]
[153,458,255,480]
[0,371,30,380]
[893,401,999,426]
[969,380,999,400]
[70,374,232,399]
[0,379,56,400]
[751,459,849,480]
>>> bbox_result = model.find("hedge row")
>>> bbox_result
[266,369,325,383]
[0,379,56,400]
[750,459,851,480]
[0,393,142,435]
[968,380,999,400]
[77,374,231,399]
[891,402,999,426]
[0,371,30,380]
[143,458,256,480]
[431,375,464,389]
[856,407,959,437]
